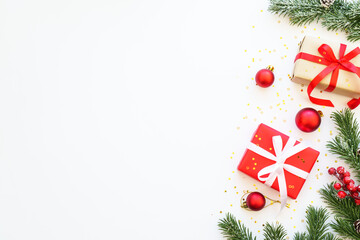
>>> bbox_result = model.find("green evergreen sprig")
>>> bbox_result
[319,108,360,239]
[268,0,360,41]
[218,206,337,239]
[218,213,256,240]
[320,184,360,239]
[326,109,360,181]
[263,223,287,240]
[291,206,339,240]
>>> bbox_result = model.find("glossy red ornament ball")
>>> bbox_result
[246,192,266,211]
[338,191,347,199]
[255,66,275,88]
[334,183,342,190]
[295,108,322,132]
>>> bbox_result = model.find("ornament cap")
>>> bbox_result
[266,65,274,72]
[317,110,324,117]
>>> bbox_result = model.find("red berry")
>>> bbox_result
[344,176,351,184]
[352,192,359,198]
[337,166,345,174]
[357,185,360,192]
[334,183,342,190]
[355,199,360,205]
[344,171,351,177]
[328,167,336,175]
[350,179,355,185]
[338,191,347,199]
[339,173,345,180]
[348,183,356,191]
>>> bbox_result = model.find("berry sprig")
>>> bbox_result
[328,166,360,205]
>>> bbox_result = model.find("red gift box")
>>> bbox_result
[238,123,320,200]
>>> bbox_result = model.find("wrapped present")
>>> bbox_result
[292,35,360,109]
[238,124,320,209]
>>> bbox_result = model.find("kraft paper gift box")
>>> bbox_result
[292,36,360,108]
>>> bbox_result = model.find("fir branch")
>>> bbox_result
[304,205,337,239]
[348,27,360,42]
[263,222,287,240]
[218,213,256,240]
[331,218,360,240]
[218,207,338,239]
[320,184,360,239]
[268,0,360,42]
[293,232,306,240]
[268,0,326,25]
[321,1,354,31]
[326,109,360,181]
[294,205,340,240]
[323,232,341,240]
[320,184,360,223]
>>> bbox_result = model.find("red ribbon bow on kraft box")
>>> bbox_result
[292,36,360,109]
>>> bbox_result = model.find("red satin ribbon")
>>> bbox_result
[294,44,360,109]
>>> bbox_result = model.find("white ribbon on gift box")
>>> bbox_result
[247,135,310,211]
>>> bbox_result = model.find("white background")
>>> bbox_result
[1,0,360,239]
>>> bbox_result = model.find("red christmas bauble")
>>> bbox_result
[295,108,322,132]
[246,192,266,211]
[255,67,275,88]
